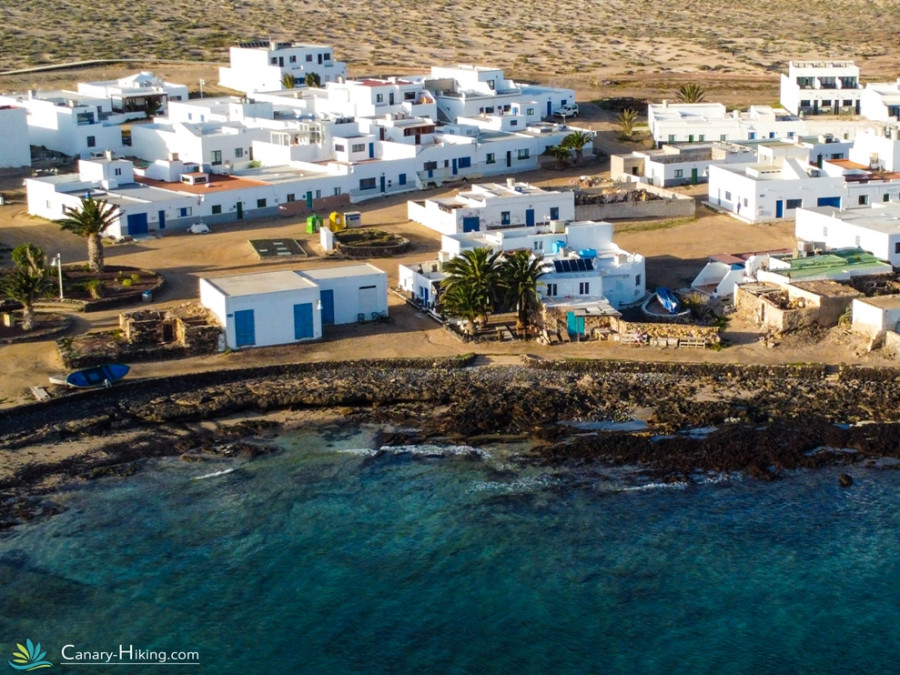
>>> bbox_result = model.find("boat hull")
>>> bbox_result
[655,288,681,314]
[66,364,130,388]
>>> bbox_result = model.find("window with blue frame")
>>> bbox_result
[458,157,471,169]
[360,177,377,190]
[398,173,407,185]
[501,211,511,225]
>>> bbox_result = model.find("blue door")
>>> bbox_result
[320,290,335,325]
[546,101,552,117]
[234,309,255,347]
[293,303,314,339]
[776,200,784,218]
[127,213,148,235]
[550,207,559,220]
[817,196,841,208]
[462,216,480,232]
[452,158,458,175]
[380,175,386,192]
[526,209,535,227]
[158,210,166,230]
[368,142,375,158]
[566,312,585,336]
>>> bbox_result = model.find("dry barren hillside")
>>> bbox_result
[3,0,899,84]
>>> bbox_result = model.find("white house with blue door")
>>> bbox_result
[407,180,575,235]
[708,143,900,223]
[399,219,645,311]
[199,264,388,349]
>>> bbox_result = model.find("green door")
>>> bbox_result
[691,168,698,185]
[236,202,243,220]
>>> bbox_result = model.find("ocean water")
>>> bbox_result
[2,424,899,674]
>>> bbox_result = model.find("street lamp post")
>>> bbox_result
[52,253,64,301]
[199,79,205,99]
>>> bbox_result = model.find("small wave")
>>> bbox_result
[469,474,560,493]
[622,481,688,492]
[191,468,237,481]
[335,448,379,456]
[377,444,491,459]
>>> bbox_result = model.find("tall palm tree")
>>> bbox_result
[676,83,707,103]
[2,267,51,331]
[55,196,121,273]
[441,247,502,329]
[561,130,593,164]
[616,108,639,139]
[282,72,297,89]
[500,250,545,333]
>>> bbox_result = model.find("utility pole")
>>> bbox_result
[52,253,64,300]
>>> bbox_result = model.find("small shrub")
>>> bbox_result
[130,273,141,282]
[85,279,104,299]
[121,278,133,287]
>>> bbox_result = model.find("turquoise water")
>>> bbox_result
[2,425,899,674]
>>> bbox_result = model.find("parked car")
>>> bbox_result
[189,222,210,234]
[553,104,579,118]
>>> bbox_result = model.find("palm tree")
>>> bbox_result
[616,108,639,139]
[561,130,593,164]
[305,72,321,88]
[676,83,707,104]
[2,267,51,331]
[55,196,121,273]
[500,250,544,333]
[282,72,297,89]
[548,145,572,168]
[439,282,486,336]
[441,247,502,329]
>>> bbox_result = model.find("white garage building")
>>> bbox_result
[200,263,387,349]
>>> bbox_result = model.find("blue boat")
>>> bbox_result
[65,363,130,388]
[655,287,681,314]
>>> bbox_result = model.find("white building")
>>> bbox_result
[408,180,575,235]
[421,65,575,123]
[648,103,807,146]
[0,90,128,158]
[131,120,270,172]
[76,71,188,120]
[780,61,861,116]
[0,106,30,168]
[860,80,900,123]
[200,264,387,349]
[219,40,348,94]
[691,251,791,298]
[399,219,644,311]
[795,203,900,266]
[847,125,900,171]
[708,140,900,223]
[851,295,900,339]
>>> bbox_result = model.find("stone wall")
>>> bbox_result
[62,304,223,368]
[612,318,721,345]
[551,184,695,221]
[735,283,858,332]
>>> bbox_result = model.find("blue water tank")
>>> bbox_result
[552,240,566,253]
[578,248,597,259]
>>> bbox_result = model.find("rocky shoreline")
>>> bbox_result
[2,356,900,529]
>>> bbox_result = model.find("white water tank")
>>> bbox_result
[550,219,566,233]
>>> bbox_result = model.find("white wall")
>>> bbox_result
[852,297,900,338]
[300,266,388,324]
[796,208,900,266]
[0,107,30,167]
[214,284,323,349]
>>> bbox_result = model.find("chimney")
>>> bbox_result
[507,177,515,189]
[892,127,899,142]
[169,152,179,162]
[104,150,115,160]
[662,99,668,110]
